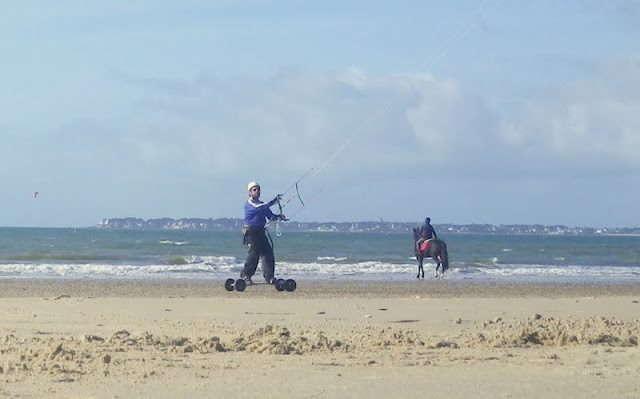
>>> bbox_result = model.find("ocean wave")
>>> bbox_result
[317,256,348,262]
[1,259,638,282]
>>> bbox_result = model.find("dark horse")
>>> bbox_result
[412,227,449,279]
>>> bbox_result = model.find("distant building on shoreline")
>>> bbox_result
[96,217,640,235]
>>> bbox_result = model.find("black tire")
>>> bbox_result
[275,278,286,291]
[285,279,297,292]
[224,278,235,292]
[235,279,247,292]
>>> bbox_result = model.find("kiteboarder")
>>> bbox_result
[241,181,287,285]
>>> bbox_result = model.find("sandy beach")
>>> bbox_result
[2,279,640,398]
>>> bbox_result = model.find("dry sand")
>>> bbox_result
[1,279,640,398]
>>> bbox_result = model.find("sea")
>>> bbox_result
[1,227,639,284]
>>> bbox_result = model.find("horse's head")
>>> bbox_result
[412,227,419,241]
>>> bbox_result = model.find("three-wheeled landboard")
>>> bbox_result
[224,278,297,292]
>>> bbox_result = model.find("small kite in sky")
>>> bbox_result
[34,191,39,198]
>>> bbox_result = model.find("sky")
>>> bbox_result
[2,0,639,228]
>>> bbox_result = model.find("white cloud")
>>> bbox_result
[498,57,640,175]
[54,61,639,186]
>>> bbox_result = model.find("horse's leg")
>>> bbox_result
[437,256,445,279]
[416,256,421,279]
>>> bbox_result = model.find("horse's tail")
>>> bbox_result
[440,241,449,272]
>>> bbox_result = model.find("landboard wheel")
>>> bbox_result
[224,278,235,292]
[235,279,247,292]
[275,279,286,292]
[285,279,297,292]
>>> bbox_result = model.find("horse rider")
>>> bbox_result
[416,217,437,251]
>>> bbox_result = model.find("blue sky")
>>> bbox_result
[2,0,639,228]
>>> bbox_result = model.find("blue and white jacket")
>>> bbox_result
[244,198,277,229]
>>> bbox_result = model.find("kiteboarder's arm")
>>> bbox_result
[266,208,287,221]
[264,207,275,220]
[268,194,283,206]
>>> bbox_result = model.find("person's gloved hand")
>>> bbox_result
[270,194,283,205]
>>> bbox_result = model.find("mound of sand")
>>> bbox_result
[2,315,638,380]
[459,315,640,348]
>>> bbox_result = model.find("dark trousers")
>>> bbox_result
[242,228,275,281]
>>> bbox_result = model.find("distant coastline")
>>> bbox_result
[95,217,640,236]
